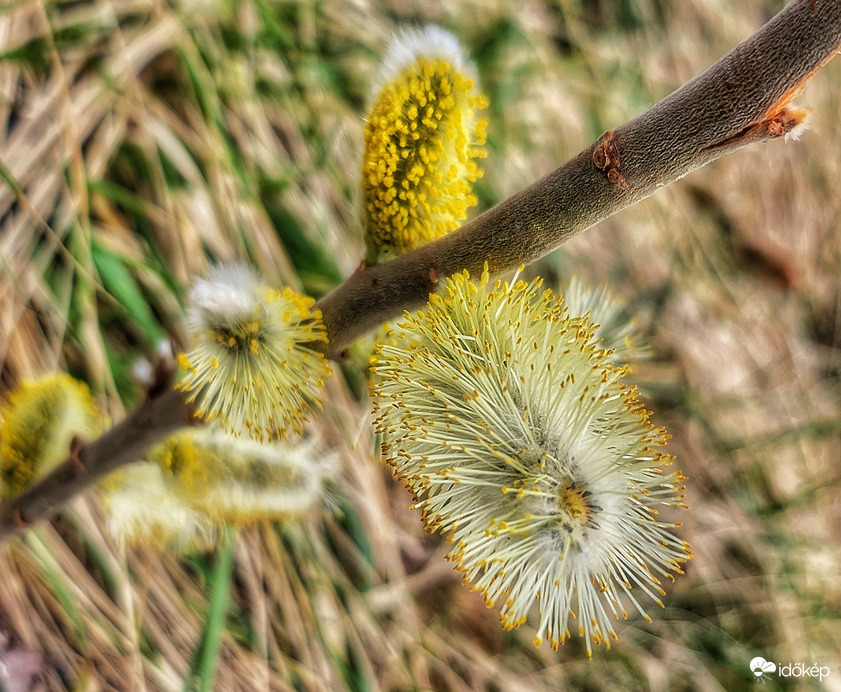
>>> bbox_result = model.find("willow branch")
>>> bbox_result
[0,387,194,543]
[315,0,841,358]
[0,0,839,542]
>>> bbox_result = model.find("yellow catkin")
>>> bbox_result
[370,265,691,657]
[362,30,488,264]
[100,463,217,553]
[1,372,100,497]
[176,264,331,442]
[149,428,337,525]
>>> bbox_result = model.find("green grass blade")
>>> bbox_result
[23,530,89,656]
[91,239,166,345]
[184,528,236,692]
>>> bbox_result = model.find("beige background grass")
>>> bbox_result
[1,0,839,689]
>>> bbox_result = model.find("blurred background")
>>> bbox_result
[0,0,839,689]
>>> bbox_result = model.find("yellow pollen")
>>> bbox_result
[362,56,487,263]
[557,478,591,527]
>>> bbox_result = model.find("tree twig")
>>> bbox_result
[314,0,841,358]
[0,386,194,543]
[1,0,839,543]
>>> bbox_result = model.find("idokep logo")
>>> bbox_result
[750,656,831,683]
[750,657,776,682]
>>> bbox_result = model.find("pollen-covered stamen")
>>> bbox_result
[176,264,331,442]
[557,477,592,530]
[370,264,691,657]
[561,278,643,364]
[150,428,338,525]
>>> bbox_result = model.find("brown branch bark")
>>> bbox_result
[0,0,839,542]
[314,0,841,358]
[0,387,193,543]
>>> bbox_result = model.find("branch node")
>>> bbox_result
[12,508,31,529]
[593,131,628,188]
[69,435,85,473]
[775,105,811,142]
[417,267,438,293]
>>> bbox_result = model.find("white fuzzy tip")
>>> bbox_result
[189,263,260,325]
[370,25,473,101]
[784,116,811,143]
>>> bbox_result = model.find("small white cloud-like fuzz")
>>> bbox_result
[188,264,262,327]
[371,267,692,657]
[369,25,473,100]
[177,263,331,442]
[151,427,339,525]
[784,115,810,143]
